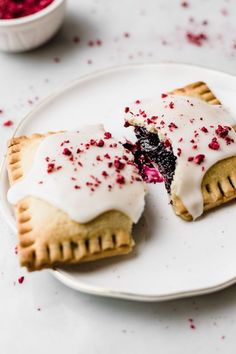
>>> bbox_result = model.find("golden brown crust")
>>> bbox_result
[172,157,236,220]
[170,81,221,105]
[7,134,45,186]
[171,82,236,220]
[7,134,134,271]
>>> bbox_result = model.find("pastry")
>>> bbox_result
[7,125,146,271]
[125,82,236,221]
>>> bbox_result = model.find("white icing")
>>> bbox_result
[126,95,236,219]
[8,125,146,224]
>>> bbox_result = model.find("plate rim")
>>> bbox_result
[8,61,236,139]
[53,268,236,302]
[1,61,236,302]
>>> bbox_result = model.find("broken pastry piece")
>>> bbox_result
[125,82,236,221]
[7,125,146,271]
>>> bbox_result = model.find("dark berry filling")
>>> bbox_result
[124,126,177,192]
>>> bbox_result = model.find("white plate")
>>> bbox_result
[1,63,236,302]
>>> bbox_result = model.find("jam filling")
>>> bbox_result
[124,126,177,193]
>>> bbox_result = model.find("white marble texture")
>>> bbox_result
[0,0,236,353]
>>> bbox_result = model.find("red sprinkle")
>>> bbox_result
[188,318,196,330]
[116,175,125,184]
[102,171,108,177]
[169,102,175,109]
[161,93,168,98]
[96,139,105,147]
[221,8,228,16]
[186,32,208,46]
[47,163,55,173]
[188,156,194,162]
[18,276,24,284]
[124,107,130,113]
[177,148,182,156]
[208,137,220,150]
[164,139,171,148]
[168,122,178,131]
[90,139,96,145]
[225,136,234,145]
[181,1,189,7]
[73,36,80,43]
[194,154,205,165]
[54,57,61,63]
[135,100,141,104]
[215,125,230,138]
[114,159,125,170]
[104,132,112,139]
[201,126,208,133]
[3,120,13,127]
[124,32,130,38]
[63,148,72,156]
[88,40,94,47]
[124,121,130,127]
[147,118,153,125]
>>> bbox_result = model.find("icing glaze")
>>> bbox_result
[125,94,236,219]
[8,125,146,224]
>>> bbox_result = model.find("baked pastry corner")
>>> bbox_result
[7,134,135,271]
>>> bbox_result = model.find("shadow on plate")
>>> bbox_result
[58,201,159,274]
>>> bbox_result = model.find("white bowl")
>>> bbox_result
[0,0,66,52]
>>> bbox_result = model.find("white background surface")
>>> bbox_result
[0,0,236,353]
